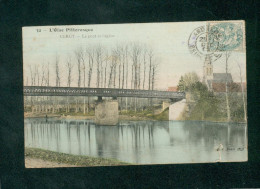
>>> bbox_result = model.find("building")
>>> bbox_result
[212,82,247,93]
[203,55,233,92]
[167,86,178,92]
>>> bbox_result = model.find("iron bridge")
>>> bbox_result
[24,86,185,100]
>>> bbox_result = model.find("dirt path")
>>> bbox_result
[25,157,79,168]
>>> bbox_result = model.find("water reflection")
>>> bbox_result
[24,118,247,164]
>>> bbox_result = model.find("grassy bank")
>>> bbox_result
[25,107,168,121]
[24,110,95,118]
[25,148,130,167]
[151,108,169,121]
[179,81,247,123]
[119,108,169,121]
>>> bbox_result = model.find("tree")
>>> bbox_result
[177,76,185,92]
[36,64,40,86]
[130,43,141,112]
[40,64,46,86]
[114,45,122,89]
[107,48,118,88]
[39,63,46,113]
[108,52,116,88]
[225,51,231,122]
[29,65,36,112]
[29,65,35,86]
[81,51,87,114]
[55,55,60,87]
[95,45,103,88]
[74,47,84,113]
[177,72,200,92]
[104,50,109,88]
[131,43,141,90]
[86,46,95,113]
[66,55,74,113]
[148,49,154,90]
[86,47,94,88]
[186,81,221,121]
[45,62,50,113]
[183,72,200,90]
[115,45,124,111]
[124,45,129,111]
[113,53,117,88]
[46,62,50,86]
[142,48,147,90]
[66,55,73,87]
[54,55,61,113]
[122,46,126,89]
[237,62,247,122]
[74,47,83,87]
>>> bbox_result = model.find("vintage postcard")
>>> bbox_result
[23,21,247,168]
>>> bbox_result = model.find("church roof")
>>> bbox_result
[212,73,233,83]
[212,82,247,92]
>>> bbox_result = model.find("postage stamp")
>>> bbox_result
[188,20,245,62]
[208,21,245,52]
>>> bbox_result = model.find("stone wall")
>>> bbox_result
[162,101,170,111]
[95,100,119,125]
[169,99,186,120]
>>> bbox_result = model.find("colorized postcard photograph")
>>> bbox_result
[23,21,247,168]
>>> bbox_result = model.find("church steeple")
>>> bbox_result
[203,55,213,84]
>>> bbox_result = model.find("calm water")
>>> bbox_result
[24,118,247,164]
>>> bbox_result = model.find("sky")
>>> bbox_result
[23,21,246,90]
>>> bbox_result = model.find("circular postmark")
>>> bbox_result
[188,22,244,62]
[188,25,222,62]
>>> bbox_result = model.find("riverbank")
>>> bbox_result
[24,109,168,121]
[24,113,151,121]
[25,157,80,168]
[24,111,245,123]
[25,148,130,168]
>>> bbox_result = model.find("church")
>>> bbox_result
[202,55,233,92]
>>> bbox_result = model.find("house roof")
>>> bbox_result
[212,73,233,83]
[167,86,178,92]
[212,82,247,92]
[212,83,226,92]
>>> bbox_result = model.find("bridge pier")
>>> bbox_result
[162,101,171,111]
[97,96,103,102]
[95,100,119,125]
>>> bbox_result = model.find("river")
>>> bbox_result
[24,118,247,164]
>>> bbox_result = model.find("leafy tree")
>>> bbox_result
[185,81,223,121]
[177,76,185,92]
[177,72,200,92]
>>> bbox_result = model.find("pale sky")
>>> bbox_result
[23,21,246,90]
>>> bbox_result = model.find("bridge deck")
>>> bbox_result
[24,86,185,100]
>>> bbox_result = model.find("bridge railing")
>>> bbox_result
[24,86,185,99]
